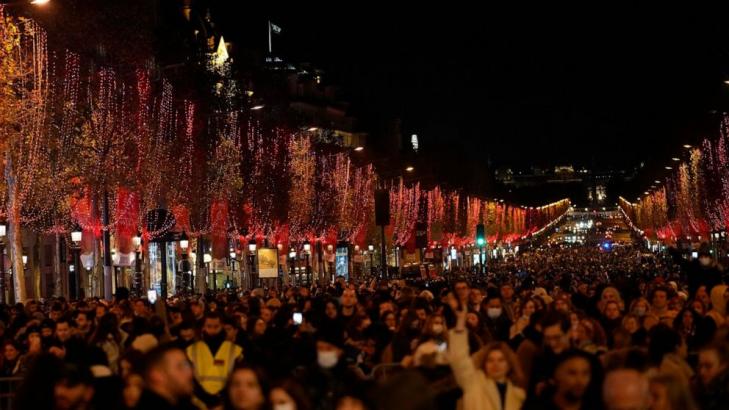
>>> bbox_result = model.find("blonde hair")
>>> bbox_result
[476,342,526,388]
[650,372,698,410]
[600,287,625,311]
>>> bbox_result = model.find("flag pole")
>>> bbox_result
[268,20,272,54]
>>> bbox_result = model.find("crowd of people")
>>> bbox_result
[0,240,728,410]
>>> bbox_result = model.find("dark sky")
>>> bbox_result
[215,3,729,172]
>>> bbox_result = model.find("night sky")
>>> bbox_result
[214,3,729,174]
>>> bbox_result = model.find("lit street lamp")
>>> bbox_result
[179,232,191,294]
[248,240,257,288]
[288,248,297,285]
[0,223,5,304]
[368,244,375,276]
[303,240,311,285]
[71,225,82,299]
[203,252,212,292]
[229,247,237,289]
[132,231,142,297]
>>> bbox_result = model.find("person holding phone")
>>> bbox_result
[449,296,526,410]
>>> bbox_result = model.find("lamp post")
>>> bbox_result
[303,240,311,285]
[132,231,142,297]
[316,240,325,285]
[21,254,27,295]
[159,239,168,300]
[288,248,297,286]
[0,223,5,304]
[71,226,82,300]
[368,244,375,276]
[229,247,237,288]
[179,232,190,294]
[111,249,118,293]
[248,240,257,288]
[203,252,212,292]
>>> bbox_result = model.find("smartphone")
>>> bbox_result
[437,341,448,352]
[147,289,158,304]
[293,312,303,325]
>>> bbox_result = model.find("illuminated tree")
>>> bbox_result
[0,9,50,300]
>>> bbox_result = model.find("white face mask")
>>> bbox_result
[431,324,444,334]
[317,350,339,369]
[273,403,295,410]
[487,308,502,319]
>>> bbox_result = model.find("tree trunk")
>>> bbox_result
[196,238,206,294]
[5,153,26,302]
[54,233,63,297]
[102,190,112,300]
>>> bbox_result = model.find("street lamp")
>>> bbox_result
[179,232,191,294]
[0,222,5,304]
[303,240,311,285]
[71,225,82,300]
[30,0,50,5]
[405,166,414,172]
[228,247,237,290]
[248,240,257,288]
[111,248,119,292]
[203,252,212,291]
[288,248,297,285]
[132,231,142,297]
[180,232,189,251]
[368,244,375,276]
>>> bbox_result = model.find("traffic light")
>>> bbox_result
[476,223,485,247]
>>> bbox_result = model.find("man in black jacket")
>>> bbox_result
[136,344,197,410]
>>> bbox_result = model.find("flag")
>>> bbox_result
[270,22,282,34]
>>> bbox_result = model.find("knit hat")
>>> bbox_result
[316,327,345,349]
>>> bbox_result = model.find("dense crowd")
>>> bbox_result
[0,243,728,410]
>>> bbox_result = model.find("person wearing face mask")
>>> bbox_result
[449,296,526,410]
[299,330,361,410]
[481,295,512,342]
[629,297,651,319]
[408,314,449,368]
[186,312,243,401]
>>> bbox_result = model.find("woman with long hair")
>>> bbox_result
[649,372,698,410]
[450,303,526,410]
[89,313,124,373]
[509,299,536,340]
[223,364,270,410]
[269,378,312,410]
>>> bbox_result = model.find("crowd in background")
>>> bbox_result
[0,243,727,410]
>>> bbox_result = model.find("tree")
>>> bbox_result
[0,9,53,301]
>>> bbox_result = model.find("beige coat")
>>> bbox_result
[448,330,525,410]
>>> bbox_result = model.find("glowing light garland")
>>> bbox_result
[0,12,572,258]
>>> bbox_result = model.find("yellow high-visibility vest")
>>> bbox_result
[186,340,243,394]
